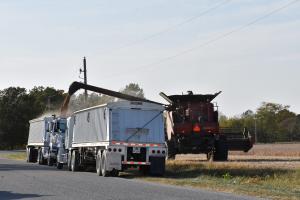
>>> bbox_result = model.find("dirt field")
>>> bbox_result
[175,143,300,169]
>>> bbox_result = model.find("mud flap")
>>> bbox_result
[106,153,122,171]
[149,157,165,176]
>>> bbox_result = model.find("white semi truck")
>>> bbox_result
[27,116,67,169]
[65,101,166,176]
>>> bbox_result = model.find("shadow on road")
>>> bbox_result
[0,191,50,199]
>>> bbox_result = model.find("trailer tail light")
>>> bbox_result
[193,123,201,133]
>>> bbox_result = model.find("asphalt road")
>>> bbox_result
[0,158,263,200]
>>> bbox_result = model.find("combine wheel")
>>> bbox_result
[206,151,213,162]
[166,139,176,160]
[213,136,228,161]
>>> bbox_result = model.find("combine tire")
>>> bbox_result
[166,139,176,160]
[213,136,228,161]
[71,151,80,172]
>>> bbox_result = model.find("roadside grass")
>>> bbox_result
[121,160,300,200]
[0,152,27,160]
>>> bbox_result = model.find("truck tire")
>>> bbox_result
[101,151,109,177]
[56,163,63,169]
[26,147,31,162]
[27,148,38,163]
[38,148,46,165]
[213,136,228,161]
[110,169,119,177]
[139,165,150,175]
[67,152,72,171]
[47,155,54,166]
[96,150,102,176]
[71,151,79,172]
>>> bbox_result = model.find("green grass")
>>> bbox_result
[0,152,27,160]
[121,161,300,200]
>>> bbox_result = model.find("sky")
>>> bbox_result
[0,0,299,116]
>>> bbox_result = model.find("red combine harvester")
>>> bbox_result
[160,91,254,161]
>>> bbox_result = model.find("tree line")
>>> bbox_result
[0,84,299,149]
[0,83,144,149]
[219,102,300,143]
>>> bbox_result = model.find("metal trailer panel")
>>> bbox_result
[111,108,164,144]
[72,106,108,144]
[71,101,165,146]
[27,117,52,146]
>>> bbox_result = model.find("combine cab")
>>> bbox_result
[160,91,253,161]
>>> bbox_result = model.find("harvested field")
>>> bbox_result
[176,143,300,169]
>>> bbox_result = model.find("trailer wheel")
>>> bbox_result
[110,169,119,177]
[67,152,72,171]
[26,147,32,162]
[96,150,102,176]
[27,148,38,163]
[71,151,79,172]
[101,151,109,177]
[38,148,46,165]
[56,163,63,169]
[213,136,228,161]
[47,155,54,166]
[139,165,150,175]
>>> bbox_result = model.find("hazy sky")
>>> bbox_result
[0,0,299,116]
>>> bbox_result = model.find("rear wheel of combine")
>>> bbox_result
[96,150,102,176]
[166,139,176,160]
[71,151,79,172]
[213,136,228,161]
[206,151,213,162]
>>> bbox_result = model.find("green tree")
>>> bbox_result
[120,83,145,98]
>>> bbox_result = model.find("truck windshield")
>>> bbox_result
[58,122,66,132]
